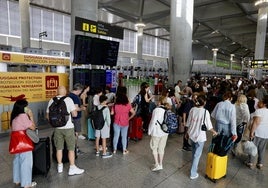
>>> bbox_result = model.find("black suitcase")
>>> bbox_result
[32,137,50,177]
[51,133,77,163]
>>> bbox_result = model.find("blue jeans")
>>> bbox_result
[113,123,129,151]
[13,151,33,187]
[215,122,231,136]
[190,140,205,177]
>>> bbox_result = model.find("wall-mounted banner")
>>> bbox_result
[75,17,124,39]
[0,72,68,104]
[0,51,70,66]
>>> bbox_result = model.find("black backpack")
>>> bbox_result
[48,96,70,127]
[89,106,106,130]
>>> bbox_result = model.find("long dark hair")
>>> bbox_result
[10,99,28,125]
[115,93,129,105]
[139,82,149,97]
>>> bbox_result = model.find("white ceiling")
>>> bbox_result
[29,0,267,61]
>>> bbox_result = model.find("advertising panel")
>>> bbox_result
[0,72,68,104]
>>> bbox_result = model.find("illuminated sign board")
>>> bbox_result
[75,17,124,39]
[250,60,268,68]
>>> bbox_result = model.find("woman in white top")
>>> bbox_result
[148,96,169,171]
[246,96,268,169]
[186,95,217,180]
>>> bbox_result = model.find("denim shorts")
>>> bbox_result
[72,118,81,132]
[54,128,75,151]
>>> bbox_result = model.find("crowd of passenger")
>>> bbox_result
[9,75,268,187]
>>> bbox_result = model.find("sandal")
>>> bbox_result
[123,150,129,155]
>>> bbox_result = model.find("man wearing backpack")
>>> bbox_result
[69,83,86,154]
[46,86,85,176]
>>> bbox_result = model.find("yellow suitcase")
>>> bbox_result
[1,111,11,131]
[205,152,227,182]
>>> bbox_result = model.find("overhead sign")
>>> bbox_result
[250,60,268,68]
[0,51,70,66]
[75,17,124,39]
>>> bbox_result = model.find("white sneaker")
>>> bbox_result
[78,135,86,140]
[57,163,63,173]
[31,181,37,187]
[151,164,162,171]
[68,165,85,176]
[190,173,199,180]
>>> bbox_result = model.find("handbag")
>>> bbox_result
[201,109,207,131]
[9,130,34,154]
[26,129,39,143]
[241,140,257,156]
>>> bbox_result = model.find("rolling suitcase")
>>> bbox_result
[128,116,143,141]
[32,137,50,177]
[51,133,77,163]
[88,118,95,140]
[205,152,228,183]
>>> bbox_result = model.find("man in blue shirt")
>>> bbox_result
[211,91,237,140]
[69,83,86,153]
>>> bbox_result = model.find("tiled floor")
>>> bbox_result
[1,127,268,188]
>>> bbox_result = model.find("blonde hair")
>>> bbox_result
[236,94,247,105]
[158,96,167,105]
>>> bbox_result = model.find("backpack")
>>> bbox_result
[88,106,106,130]
[157,107,178,134]
[132,94,142,116]
[209,132,234,156]
[49,96,70,127]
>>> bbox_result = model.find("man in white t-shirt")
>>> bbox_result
[46,86,85,176]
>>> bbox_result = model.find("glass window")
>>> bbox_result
[121,30,136,53]
[30,7,41,39]
[42,10,53,40]
[54,12,63,42]
[9,1,20,36]
[143,35,155,56]
[0,0,8,34]
[63,15,70,43]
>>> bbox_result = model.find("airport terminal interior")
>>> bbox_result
[1,0,268,187]
[1,86,268,188]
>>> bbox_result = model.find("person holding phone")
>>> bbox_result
[10,99,37,188]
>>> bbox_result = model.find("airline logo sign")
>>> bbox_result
[75,17,124,39]
[0,51,70,66]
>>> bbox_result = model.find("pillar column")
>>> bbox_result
[254,2,268,59]
[71,0,98,136]
[19,0,30,49]
[212,48,218,67]
[169,0,194,85]
[136,23,145,60]
[230,54,235,70]
[70,0,98,88]
[254,1,268,80]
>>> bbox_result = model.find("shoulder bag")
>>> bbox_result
[201,109,207,131]
[9,130,34,154]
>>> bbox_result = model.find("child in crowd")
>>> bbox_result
[95,95,113,158]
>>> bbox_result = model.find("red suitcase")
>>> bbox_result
[129,116,143,141]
